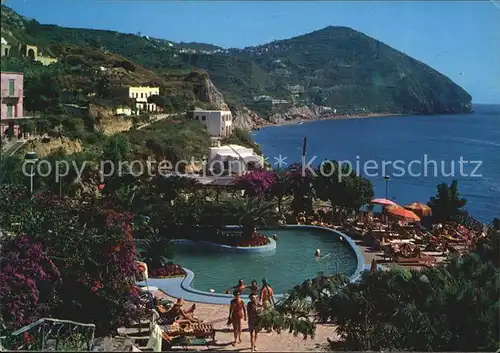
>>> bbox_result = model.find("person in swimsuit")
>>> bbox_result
[233,279,246,291]
[259,279,275,309]
[228,290,247,346]
[250,280,259,295]
[247,293,263,352]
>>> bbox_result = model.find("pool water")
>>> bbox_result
[170,228,358,294]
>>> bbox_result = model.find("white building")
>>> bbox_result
[207,144,261,175]
[123,86,160,113]
[191,109,233,137]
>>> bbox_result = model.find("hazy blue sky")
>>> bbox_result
[6,0,500,104]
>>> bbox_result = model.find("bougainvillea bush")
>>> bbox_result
[0,236,60,331]
[48,204,143,334]
[235,169,277,197]
[0,186,144,335]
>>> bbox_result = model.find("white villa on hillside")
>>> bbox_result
[207,143,261,175]
[115,86,160,115]
[189,109,233,137]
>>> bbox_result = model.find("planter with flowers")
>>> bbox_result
[149,262,186,279]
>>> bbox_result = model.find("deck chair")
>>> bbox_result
[173,336,210,350]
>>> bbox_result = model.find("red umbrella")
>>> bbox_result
[371,198,397,206]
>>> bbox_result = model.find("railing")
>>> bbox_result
[0,318,95,352]
[0,89,23,99]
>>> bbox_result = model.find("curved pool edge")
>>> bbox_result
[141,225,365,305]
[171,236,276,253]
[283,225,365,283]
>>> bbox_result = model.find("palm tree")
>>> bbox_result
[224,196,276,240]
[139,231,173,270]
[270,168,293,216]
[286,163,315,216]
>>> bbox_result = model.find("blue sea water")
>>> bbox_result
[253,104,500,223]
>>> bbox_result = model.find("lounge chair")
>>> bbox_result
[395,256,437,265]
[162,333,211,350]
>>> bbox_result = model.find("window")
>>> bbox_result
[201,116,206,121]
[195,116,199,120]
[6,105,13,117]
[141,93,144,98]
[8,80,15,96]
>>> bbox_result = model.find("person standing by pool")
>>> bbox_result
[247,293,263,352]
[228,290,246,346]
[260,279,275,333]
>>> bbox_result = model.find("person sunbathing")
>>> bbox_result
[157,298,199,324]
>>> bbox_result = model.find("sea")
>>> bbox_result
[252,104,500,223]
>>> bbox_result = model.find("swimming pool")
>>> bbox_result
[169,227,359,294]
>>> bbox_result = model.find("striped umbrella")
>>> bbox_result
[386,205,421,222]
[405,202,432,217]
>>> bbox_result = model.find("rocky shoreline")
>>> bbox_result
[230,102,408,132]
[251,111,403,130]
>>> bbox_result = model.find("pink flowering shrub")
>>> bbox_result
[0,236,60,331]
[235,169,277,197]
[50,207,142,334]
[0,188,143,335]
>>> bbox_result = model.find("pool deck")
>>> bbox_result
[151,289,338,352]
[138,225,372,305]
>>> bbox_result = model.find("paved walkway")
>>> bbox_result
[152,290,336,352]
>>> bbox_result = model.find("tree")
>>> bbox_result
[102,134,132,163]
[286,163,315,216]
[314,160,373,222]
[474,218,500,267]
[428,180,467,223]
[270,168,293,216]
[224,196,276,240]
[139,230,173,270]
[259,254,499,351]
[147,94,167,109]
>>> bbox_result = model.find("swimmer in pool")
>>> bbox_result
[315,249,321,258]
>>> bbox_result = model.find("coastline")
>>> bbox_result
[253,112,404,130]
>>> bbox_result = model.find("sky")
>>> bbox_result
[5,0,500,104]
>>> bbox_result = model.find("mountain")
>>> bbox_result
[1,4,472,121]
[183,26,473,115]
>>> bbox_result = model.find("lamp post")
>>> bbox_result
[24,151,38,195]
[384,175,390,199]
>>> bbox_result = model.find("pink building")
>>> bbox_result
[1,72,24,138]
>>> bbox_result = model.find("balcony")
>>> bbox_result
[1,88,23,102]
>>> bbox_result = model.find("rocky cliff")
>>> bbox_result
[232,106,267,130]
[191,72,229,111]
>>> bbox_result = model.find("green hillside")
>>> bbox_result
[1,4,472,116]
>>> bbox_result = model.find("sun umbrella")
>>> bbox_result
[371,198,397,206]
[405,202,432,217]
[386,205,421,222]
